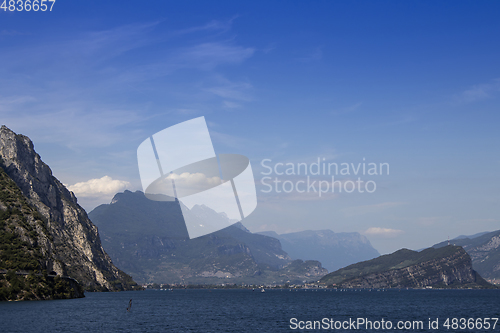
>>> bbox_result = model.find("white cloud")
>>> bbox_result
[364,227,404,238]
[169,172,221,188]
[67,176,130,197]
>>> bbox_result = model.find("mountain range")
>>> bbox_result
[2,125,498,300]
[89,190,327,285]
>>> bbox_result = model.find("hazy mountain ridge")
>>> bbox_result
[258,229,380,272]
[0,126,137,294]
[320,245,493,289]
[89,190,327,285]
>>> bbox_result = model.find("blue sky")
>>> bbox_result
[1,1,499,254]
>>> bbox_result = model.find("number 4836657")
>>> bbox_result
[1,0,56,11]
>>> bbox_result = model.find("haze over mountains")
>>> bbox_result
[88,189,387,285]
[2,125,498,301]
[258,230,379,272]
[89,190,328,285]
[0,123,427,292]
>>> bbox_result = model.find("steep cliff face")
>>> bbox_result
[434,231,500,280]
[468,234,500,279]
[321,246,492,289]
[0,165,84,300]
[0,125,136,291]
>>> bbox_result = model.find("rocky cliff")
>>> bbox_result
[434,231,500,280]
[0,125,137,292]
[320,246,493,289]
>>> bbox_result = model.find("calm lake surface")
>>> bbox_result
[1,289,500,332]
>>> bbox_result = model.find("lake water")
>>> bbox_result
[1,289,500,332]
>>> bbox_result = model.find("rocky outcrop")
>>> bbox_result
[320,246,493,289]
[0,125,137,291]
[340,248,478,288]
[434,231,500,280]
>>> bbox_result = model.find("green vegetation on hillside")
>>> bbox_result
[0,167,45,272]
[0,166,85,300]
[0,270,84,301]
[1,127,140,294]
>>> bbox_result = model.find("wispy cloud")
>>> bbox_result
[331,102,363,115]
[173,17,236,36]
[0,18,257,210]
[210,130,255,149]
[0,30,29,36]
[298,46,323,63]
[0,22,159,79]
[0,19,255,149]
[203,76,253,101]
[179,42,254,70]
[415,216,451,226]
[364,227,404,238]
[104,41,254,87]
[0,95,37,106]
[457,78,500,103]
[0,22,161,147]
[1,104,144,149]
[262,42,277,54]
[223,101,241,109]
